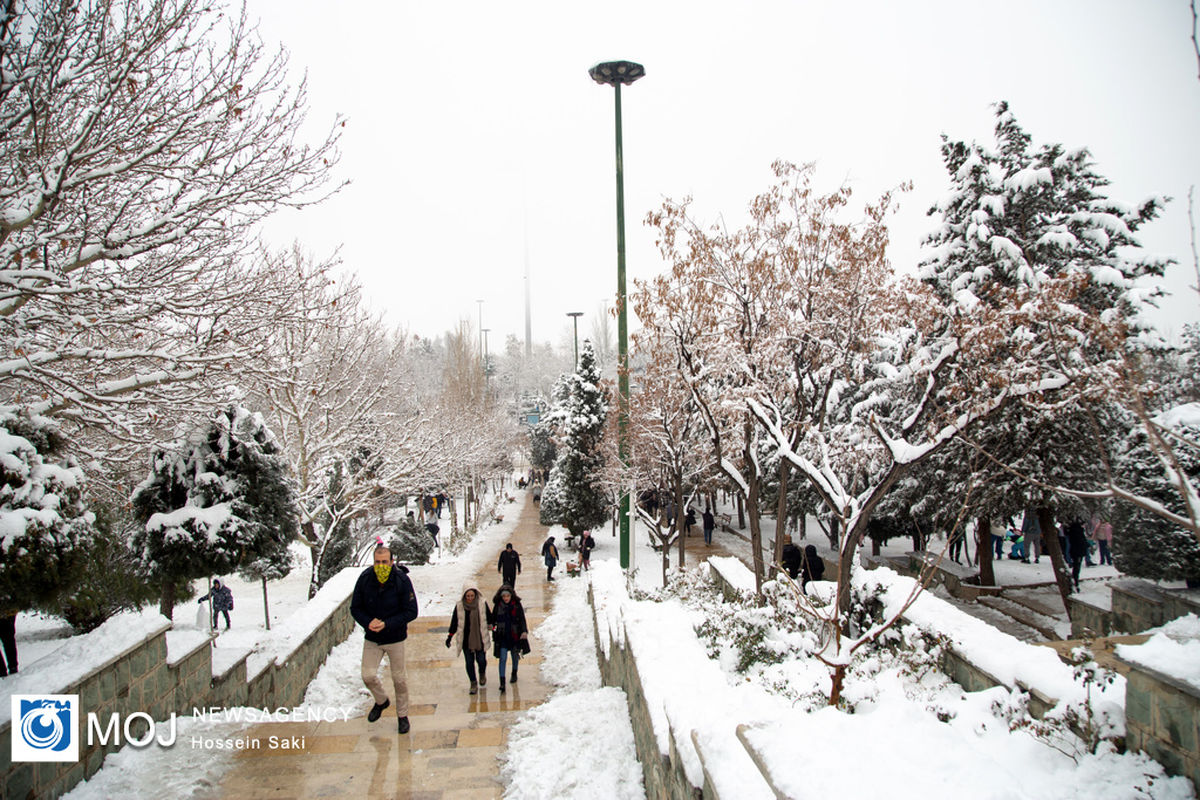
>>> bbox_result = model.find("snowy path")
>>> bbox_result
[211,493,644,799]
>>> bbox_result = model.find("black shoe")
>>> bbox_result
[469,681,478,695]
[398,716,410,734]
[510,671,517,684]
[479,672,486,687]
[367,699,390,722]
[499,677,506,693]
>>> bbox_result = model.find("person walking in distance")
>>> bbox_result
[491,584,529,693]
[498,543,522,587]
[702,507,715,546]
[446,585,491,695]
[197,579,234,630]
[541,536,559,582]
[579,531,595,571]
[351,546,420,734]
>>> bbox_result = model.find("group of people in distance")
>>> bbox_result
[951,511,1115,593]
[780,536,825,593]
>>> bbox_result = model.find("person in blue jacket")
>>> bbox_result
[351,545,420,734]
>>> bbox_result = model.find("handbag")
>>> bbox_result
[518,638,531,656]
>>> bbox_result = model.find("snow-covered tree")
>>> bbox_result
[921,102,1175,604]
[0,407,93,610]
[1111,404,1200,585]
[0,0,342,459]
[628,323,712,571]
[540,341,609,536]
[131,405,298,619]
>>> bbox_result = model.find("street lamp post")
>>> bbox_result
[566,311,583,369]
[590,59,644,570]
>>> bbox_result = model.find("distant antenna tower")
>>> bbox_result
[523,223,532,359]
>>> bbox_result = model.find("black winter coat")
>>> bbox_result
[351,565,419,645]
[491,597,528,656]
[498,549,522,578]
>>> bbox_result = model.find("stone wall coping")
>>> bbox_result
[1111,579,1168,603]
[211,644,252,680]
[247,567,358,676]
[165,629,212,667]
[1069,593,1112,615]
[909,550,978,581]
[1115,652,1200,699]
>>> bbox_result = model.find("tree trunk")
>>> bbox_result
[829,663,847,707]
[771,461,790,580]
[747,479,764,594]
[159,578,176,620]
[449,492,459,534]
[1037,507,1073,617]
[871,536,881,556]
[835,517,861,620]
[977,516,995,587]
[736,492,746,529]
[261,576,272,631]
[911,523,925,553]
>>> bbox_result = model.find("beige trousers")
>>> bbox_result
[361,639,408,717]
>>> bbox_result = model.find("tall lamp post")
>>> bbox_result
[590,59,643,570]
[566,311,583,369]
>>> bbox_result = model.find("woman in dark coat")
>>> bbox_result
[491,584,528,693]
[800,545,825,595]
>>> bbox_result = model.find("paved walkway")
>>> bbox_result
[218,496,558,799]
[216,497,746,798]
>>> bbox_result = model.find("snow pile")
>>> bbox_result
[62,715,252,800]
[0,609,170,726]
[1117,613,1200,690]
[245,566,360,677]
[590,560,777,799]
[500,570,642,800]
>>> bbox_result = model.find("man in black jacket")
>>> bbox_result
[351,546,420,734]
[498,543,522,587]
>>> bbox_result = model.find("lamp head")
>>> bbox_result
[589,61,645,86]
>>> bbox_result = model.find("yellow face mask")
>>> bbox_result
[374,564,392,583]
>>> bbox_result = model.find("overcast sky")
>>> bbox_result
[245,0,1200,350]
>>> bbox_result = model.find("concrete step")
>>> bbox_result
[978,595,1062,641]
[935,590,1047,644]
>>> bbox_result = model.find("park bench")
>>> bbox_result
[718,513,735,533]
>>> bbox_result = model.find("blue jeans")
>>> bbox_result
[703,526,713,544]
[498,647,520,679]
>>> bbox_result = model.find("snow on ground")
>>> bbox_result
[498,564,644,800]
[598,554,1196,800]
[44,486,1200,800]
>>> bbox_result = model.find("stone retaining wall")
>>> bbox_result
[590,584,702,799]
[1121,660,1200,791]
[1,583,356,800]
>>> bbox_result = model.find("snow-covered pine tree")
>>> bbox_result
[1111,404,1200,585]
[529,424,557,476]
[0,407,93,611]
[313,461,354,588]
[920,102,1169,609]
[539,341,610,536]
[132,405,298,619]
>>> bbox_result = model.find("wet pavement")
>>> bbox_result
[217,496,557,799]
